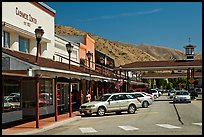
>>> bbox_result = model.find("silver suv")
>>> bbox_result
[79,93,142,116]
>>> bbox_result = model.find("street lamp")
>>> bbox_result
[35,26,44,64]
[66,42,73,117]
[86,51,93,101]
[34,26,44,128]
[119,65,122,92]
[66,42,73,70]
[86,51,92,72]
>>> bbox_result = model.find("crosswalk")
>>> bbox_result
[78,123,202,133]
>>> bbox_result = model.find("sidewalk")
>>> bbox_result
[2,111,81,135]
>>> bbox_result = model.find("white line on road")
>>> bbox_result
[79,127,97,133]
[118,125,139,131]
[156,124,181,129]
[192,123,202,126]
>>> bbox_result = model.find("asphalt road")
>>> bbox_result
[33,94,202,135]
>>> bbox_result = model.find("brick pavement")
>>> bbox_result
[2,111,81,135]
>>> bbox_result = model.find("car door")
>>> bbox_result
[118,94,133,111]
[106,94,121,112]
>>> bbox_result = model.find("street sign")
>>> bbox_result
[188,78,195,84]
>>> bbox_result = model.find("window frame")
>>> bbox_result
[19,36,30,53]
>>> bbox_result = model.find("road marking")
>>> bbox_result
[192,123,202,126]
[79,127,97,133]
[156,124,181,129]
[118,125,139,130]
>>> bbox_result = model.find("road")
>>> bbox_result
[33,94,202,135]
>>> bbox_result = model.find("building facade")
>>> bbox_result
[2,2,122,126]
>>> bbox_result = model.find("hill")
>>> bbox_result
[55,24,201,67]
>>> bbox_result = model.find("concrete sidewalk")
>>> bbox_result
[2,111,81,135]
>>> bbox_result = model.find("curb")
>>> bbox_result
[9,116,81,135]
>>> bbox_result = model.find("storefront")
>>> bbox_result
[2,2,56,124]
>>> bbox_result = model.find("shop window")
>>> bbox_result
[2,78,21,113]
[71,50,77,62]
[57,84,66,111]
[19,36,29,53]
[2,31,10,48]
[40,79,53,107]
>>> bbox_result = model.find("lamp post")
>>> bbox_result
[35,26,44,128]
[35,26,44,64]
[34,26,44,128]
[86,51,93,101]
[66,42,73,70]
[66,42,73,117]
[119,65,122,92]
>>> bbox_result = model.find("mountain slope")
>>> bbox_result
[55,24,201,67]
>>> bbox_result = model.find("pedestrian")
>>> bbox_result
[86,91,91,103]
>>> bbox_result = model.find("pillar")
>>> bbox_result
[35,75,40,128]
[55,77,58,121]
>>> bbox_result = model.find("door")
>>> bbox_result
[106,94,121,112]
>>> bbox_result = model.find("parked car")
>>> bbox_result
[141,92,154,101]
[79,93,142,116]
[173,90,191,103]
[129,92,153,108]
[169,89,176,99]
[145,89,159,99]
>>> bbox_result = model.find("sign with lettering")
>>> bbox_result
[16,7,37,27]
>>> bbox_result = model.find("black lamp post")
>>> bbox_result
[66,42,73,70]
[34,26,44,128]
[119,65,122,92]
[86,51,92,73]
[86,51,93,101]
[66,42,73,117]
[35,26,44,64]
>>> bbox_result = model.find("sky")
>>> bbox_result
[45,2,202,53]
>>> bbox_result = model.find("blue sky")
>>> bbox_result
[45,2,202,53]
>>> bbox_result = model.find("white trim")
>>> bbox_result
[39,67,90,76]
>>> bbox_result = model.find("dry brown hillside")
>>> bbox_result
[55,24,201,67]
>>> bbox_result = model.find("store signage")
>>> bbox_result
[16,7,37,25]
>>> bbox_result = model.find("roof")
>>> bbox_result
[183,44,196,48]
[142,72,202,79]
[2,48,119,80]
[120,59,202,71]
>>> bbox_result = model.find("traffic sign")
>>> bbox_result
[188,78,195,84]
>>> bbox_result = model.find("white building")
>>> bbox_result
[2,2,56,59]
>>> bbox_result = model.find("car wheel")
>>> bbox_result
[128,104,136,114]
[154,95,157,99]
[97,106,106,116]
[142,101,149,108]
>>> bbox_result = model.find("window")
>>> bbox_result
[40,79,53,107]
[19,36,29,53]
[2,77,21,113]
[2,31,10,48]
[71,50,77,62]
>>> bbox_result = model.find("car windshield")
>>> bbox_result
[97,94,111,101]
[175,92,189,95]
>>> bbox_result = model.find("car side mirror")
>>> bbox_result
[108,98,113,102]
